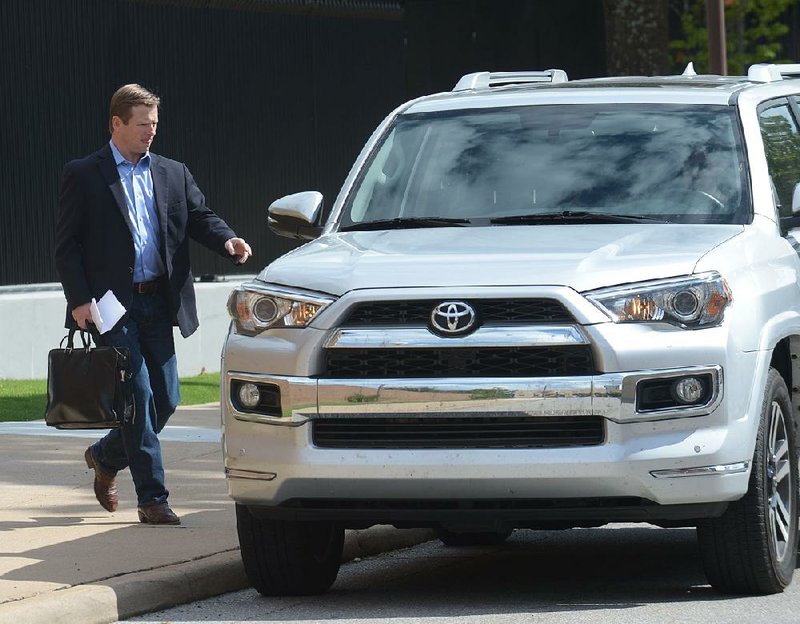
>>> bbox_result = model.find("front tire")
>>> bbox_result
[236,503,344,596]
[697,368,798,594]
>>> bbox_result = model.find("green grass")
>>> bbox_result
[0,372,221,423]
[0,379,46,422]
[178,372,221,406]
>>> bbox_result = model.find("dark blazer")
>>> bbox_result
[55,144,236,338]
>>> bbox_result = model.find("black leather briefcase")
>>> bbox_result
[44,330,134,429]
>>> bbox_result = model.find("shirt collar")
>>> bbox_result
[109,140,151,169]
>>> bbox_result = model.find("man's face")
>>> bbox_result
[112,105,158,158]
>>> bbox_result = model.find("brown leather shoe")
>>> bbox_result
[84,447,118,513]
[137,502,181,525]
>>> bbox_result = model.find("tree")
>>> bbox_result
[669,0,794,75]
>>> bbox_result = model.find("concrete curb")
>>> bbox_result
[0,526,434,624]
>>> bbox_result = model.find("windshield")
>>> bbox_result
[339,104,750,228]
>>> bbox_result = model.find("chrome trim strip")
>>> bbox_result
[225,467,278,481]
[317,377,597,418]
[650,461,749,479]
[315,366,720,423]
[226,366,722,427]
[226,371,316,426]
[323,326,589,349]
[618,365,723,422]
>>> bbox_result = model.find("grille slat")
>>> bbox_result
[319,423,601,432]
[323,345,594,378]
[312,416,604,449]
[342,298,574,326]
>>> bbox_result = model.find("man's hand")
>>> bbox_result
[71,302,93,330]
[224,237,252,264]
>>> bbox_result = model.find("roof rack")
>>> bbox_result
[453,69,568,92]
[747,63,800,83]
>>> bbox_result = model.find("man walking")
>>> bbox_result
[55,84,252,524]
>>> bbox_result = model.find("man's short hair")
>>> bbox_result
[108,84,160,133]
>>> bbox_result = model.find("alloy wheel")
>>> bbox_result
[767,400,793,563]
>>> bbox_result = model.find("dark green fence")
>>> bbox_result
[0,0,605,286]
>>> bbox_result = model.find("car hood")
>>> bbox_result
[258,224,744,295]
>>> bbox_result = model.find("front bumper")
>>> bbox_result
[222,364,751,519]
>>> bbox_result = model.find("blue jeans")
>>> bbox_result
[90,291,180,507]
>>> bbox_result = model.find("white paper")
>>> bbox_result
[89,290,126,334]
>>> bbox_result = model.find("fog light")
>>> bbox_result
[238,383,261,408]
[672,377,705,404]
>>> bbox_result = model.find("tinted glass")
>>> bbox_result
[342,104,750,226]
[760,102,800,217]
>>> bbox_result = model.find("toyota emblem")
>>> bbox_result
[430,301,477,336]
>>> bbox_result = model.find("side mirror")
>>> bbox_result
[267,191,324,240]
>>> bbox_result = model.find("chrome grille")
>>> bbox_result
[312,415,605,449]
[322,345,594,378]
[341,299,574,326]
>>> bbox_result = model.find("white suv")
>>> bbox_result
[223,64,800,596]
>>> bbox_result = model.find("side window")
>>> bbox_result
[759,101,800,217]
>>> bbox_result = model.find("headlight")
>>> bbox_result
[585,272,731,329]
[227,282,335,336]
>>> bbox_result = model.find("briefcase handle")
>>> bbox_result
[60,329,94,352]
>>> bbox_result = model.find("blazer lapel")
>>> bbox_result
[150,154,170,264]
[96,145,132,234]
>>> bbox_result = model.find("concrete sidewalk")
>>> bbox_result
[0,405,433,624]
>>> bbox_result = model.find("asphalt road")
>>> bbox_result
[125,523,800,624]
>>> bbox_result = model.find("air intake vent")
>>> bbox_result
[312,415,604,449]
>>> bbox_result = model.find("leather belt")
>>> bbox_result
[132,279,162,295]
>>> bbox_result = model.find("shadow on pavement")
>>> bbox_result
[134,526,761,622]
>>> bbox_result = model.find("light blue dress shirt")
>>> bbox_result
[109,140,165,283]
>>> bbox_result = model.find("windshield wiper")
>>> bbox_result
[490,211,668,225]
[339,217,472,232]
